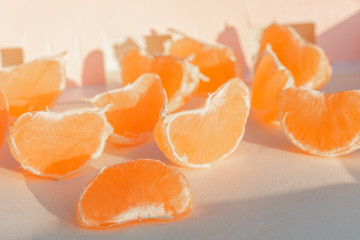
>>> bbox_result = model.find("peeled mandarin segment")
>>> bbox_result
[0,53,66,117]
[90,73,165,145]
[168,37,241,94]
[121,49,201,112]
[77,159,193,228]
[279,87,360,157]
[155,78,250,168]
[0,90,9,147]
[251,44,294,124]
[8,108,113,179]
[259,23,332,89]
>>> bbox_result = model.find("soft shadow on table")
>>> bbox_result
[30,183,360,240]
[338,151,360,182]
[103,137,174,166]
[0,142,21,172]
[243,117,301,154]
[24,166,98,226]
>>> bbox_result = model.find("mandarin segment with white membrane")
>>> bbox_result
[155,78,250,168]
[90,73,165,145]
[0,52,66,117]
[8,107,113,179]
[251,44,294,123]
[77,159,193,228]
[259,23,332,89]
[279,87,360,156]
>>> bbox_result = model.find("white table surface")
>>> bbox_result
[1,61,360,240]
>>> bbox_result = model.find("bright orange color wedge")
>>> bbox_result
[121,49,201,112]
[77,159,193,228]
[0,52,66,117]
[168,36,241,94]
[251,44,294,124]
[0,90,9,147]
[155,78,250,168]
[279,87,360,157]
[90,73,165,145]
[259,23,332,89]
[8,108,113,179]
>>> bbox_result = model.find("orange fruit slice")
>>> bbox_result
[0,52,66,117]
[279,87,360,157]
[77,159,193,228]
[155,78,250,168]
[121,49,201,112]
[259,23,332,89]
[8,108,113,179]
[251,44,294,124]
[0,90,9,147]
[168,35,241,94]
[90,73,165,145]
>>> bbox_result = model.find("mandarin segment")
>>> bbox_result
[8,108,113,179]
[90,73,165,145]
[279,87,360,156]
[0,90,9,147]
[259,23,332,89]
[168,36,241,94]
[0,52,66,117]
[121,49,201,112]
[77,159,193,228]
[251,44,294,124]
[155,78,250,168]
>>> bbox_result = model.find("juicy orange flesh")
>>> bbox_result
[167,79,249,165]
[0,91,9,147]
[280,88,360,153]
[259,24,330,89]
[92,74,164,140]
[169,37,239,94]
[251,51,293,123]
[79,159,192,227]
[0,59,63,117]
[121,49,183,99]
[9,112,105,177]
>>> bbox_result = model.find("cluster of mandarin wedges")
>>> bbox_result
[0,23,356,229]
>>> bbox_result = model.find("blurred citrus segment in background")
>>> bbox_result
[251,44,294,124]
[90,73,165,146]
[168,36,241,94]
[259,23,332,89]
[0,90,9,147]
[121,49,201,112]
[0,52,66,117]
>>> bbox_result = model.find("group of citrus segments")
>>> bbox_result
[0,23,356,228]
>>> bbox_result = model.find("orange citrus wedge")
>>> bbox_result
[168,35,241,94]
[259,23,332,89]
[77,159,193,228]
[279,87,360,157]
[8,107,113,179]
[251,44,294,124]
[0,52,66,117]
[155,78,250,168]
[121,49,201,112]
[90,73,165,145]
[0,90,9,147]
